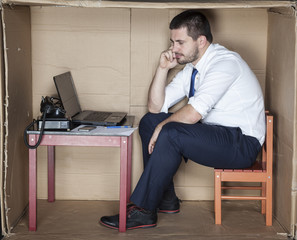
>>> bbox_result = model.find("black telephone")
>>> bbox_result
[40,96,65,118]
[24,96,66,149]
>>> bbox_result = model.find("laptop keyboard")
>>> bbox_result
[86,112,111,121]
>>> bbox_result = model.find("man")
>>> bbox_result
[100,10,265,230]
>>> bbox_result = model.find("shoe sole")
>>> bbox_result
[100,221,157,230]
[158,209,180,214]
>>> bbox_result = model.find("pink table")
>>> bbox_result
[27,132,133,232]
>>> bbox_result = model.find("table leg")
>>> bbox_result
[119,136,129,232]
[48,146,55,202]
[127,135,132,200]
[29,135,37,231]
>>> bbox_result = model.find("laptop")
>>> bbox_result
[53,71,127,126]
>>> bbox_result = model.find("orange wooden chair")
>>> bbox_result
[214,112,273,226]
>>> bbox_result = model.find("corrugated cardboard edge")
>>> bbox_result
[1,4,9,237]
[0,0,295,9]
[292,6,297,238]
[293,5,297,237]
[0,4,4,238]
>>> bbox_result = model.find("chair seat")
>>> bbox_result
[215,161,265,173]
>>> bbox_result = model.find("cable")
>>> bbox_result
[24,106,49,149]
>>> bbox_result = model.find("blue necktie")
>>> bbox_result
[189,68,198,98]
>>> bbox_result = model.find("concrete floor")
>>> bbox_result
[5,200,290,240]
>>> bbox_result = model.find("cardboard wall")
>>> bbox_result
[30,6,268,202]
[266,7,296,234]
[0,1,296,237]
[3,6,32,231]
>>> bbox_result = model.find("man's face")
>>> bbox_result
[170,27,199,65]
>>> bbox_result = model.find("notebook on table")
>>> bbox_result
[53,71,127,126]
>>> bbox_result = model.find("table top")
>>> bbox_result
[27,116,136,137]
[28,126,137,136]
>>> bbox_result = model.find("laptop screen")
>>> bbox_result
[53,72,82,118]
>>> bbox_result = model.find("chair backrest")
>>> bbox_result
[261,113,273,174]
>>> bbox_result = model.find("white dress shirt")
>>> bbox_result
[160,43,265,145]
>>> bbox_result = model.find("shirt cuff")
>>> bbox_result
[188,97,209,119]
[160,102,169,113]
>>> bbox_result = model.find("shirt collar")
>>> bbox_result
[188,43,215,72]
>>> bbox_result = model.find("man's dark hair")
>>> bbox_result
[169,10,213,43]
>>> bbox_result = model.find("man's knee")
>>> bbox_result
[139,112,155,129]
[158,122,181,146]
[139,112,171,137]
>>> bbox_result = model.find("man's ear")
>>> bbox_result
[198,35,208,48]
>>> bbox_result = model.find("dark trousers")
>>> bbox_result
[130,112,261,211]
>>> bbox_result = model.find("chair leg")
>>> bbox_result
[261,182,266,214]
[214,172,222,224]
[266,177,273,226]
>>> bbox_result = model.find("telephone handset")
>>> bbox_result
[40,96,66,118]
[24,96,66,149]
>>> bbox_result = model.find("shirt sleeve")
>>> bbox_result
[188,59,241,118]
[160,70,187,113]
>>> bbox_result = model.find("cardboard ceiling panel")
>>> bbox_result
[1,0,295,8]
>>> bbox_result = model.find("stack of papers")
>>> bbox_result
[71,125,137,136]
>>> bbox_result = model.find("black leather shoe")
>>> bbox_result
[158,196,181,214]
[100,204,157,230]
